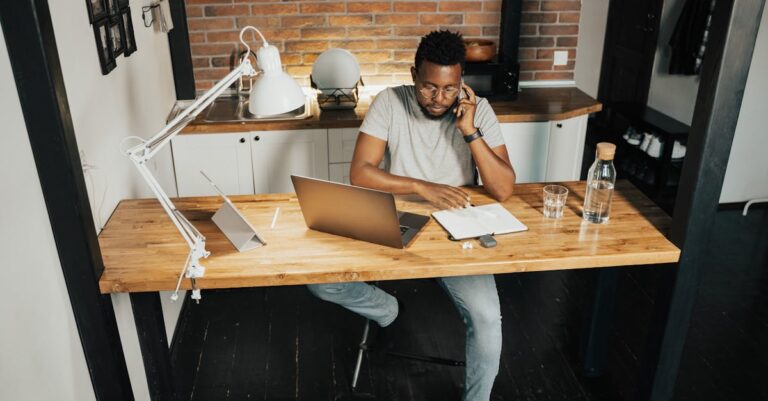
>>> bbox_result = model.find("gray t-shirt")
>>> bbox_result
[359,85,504,187]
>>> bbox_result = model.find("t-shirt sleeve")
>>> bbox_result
[359,89,392,141]
[474,97,505,148]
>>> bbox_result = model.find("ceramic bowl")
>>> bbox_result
[464,39,496,63]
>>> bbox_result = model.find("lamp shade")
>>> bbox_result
[249,43,305,116]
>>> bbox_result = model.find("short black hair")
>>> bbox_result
[414,30,465,71]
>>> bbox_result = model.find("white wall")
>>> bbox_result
[647,0,700,125]
[2,2,185,400]
[0,30,96,401]
[720,7,768,203]
[574,0,610,98]
[50,2,178,230]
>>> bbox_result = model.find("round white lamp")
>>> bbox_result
[311,48,361,95]
[240,27,305,116]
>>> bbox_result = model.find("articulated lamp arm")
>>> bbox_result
[124,51,258,303]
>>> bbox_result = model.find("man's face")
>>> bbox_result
[411,60,463,118]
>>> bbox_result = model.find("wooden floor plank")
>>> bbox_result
[225,288,270,400]
[170,208,768,401]
[188,295,241,401]
[295,286,336,401]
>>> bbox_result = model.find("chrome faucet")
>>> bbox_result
[236,50,258,98]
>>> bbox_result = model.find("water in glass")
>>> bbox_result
[583,180,614,223]
[544,196,565,218]
[583,142,617,224]
[543,185,568,219]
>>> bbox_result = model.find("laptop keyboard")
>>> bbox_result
[399,225,409,234]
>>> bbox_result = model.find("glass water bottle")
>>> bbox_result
[583,142,617,224]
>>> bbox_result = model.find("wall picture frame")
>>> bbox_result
[109,17,125,58]
[93,19,115,74]
[105,0,120,17]
[121,7,137,56]
[86,0,108,23]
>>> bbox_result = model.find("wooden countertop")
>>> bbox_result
[181,87,602,134]
[98,180,678,294]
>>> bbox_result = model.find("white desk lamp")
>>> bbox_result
[124,26,304,302]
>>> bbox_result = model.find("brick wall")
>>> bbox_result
[186,0,580,92]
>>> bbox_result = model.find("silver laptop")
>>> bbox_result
[290,175,429,249]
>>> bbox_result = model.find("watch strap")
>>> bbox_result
[463,129,483,143]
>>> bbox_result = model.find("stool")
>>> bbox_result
[337,318,465,400]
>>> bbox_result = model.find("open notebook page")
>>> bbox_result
[432,203,528,240]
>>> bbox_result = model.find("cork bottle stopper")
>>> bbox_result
[596,142,616,160]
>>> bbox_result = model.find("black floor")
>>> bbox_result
[171,207,768,401]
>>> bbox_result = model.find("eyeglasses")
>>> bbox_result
[417,83,461,100]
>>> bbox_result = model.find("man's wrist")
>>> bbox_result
[460,126,478,136]
[411,180,424,196]
[463,129,483,143]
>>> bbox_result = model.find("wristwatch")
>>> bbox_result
[463,129,483,143]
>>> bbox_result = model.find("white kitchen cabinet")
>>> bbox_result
[500,122,551,183]
[171,133,254,197]
[500,115,587,184]
[171,114,589,197]
[545,115,588,182]
[328,127,359,163]
[328,128,358,185]
[250,129,329,194]
[329,163,352,184]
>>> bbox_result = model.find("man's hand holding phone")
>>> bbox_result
[454,81,478,136]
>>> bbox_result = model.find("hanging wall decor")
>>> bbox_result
[86,0,107,23]
[93,18,116,74]
[87,0,137,74]
[109,17,125,57]
[121,7,137,56]
[105,0,120,16]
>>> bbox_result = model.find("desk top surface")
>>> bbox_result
[97,181,679,294]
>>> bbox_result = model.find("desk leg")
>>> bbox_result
[581,268,618,377]
[130,292,178,401]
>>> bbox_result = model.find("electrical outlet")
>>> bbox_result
[553,50,569,66]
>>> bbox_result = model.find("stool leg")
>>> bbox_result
[351,320,371,391]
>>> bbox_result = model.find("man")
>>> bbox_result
[307,30,516,401]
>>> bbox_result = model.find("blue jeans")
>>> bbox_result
[307,275,502,401]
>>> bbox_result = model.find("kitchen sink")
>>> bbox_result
[203,95,312,123]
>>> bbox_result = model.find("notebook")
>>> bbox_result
[432,203,528,240]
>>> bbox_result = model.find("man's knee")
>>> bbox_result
[470,307,502,334]
[466,303,503,353]
[306,282,354,302]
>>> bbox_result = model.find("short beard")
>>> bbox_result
[417,102,451,120]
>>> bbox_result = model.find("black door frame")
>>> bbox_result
[639,1,766,400]
[0,1,134,400]
[597,0,664,106]
[168,0,195,100]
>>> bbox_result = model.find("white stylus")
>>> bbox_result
[270,207,280,229]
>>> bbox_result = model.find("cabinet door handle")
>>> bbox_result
[239,138,246,143]
[556,123,563,128]
[254,136,260,142]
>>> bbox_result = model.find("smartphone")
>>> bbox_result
[458,78,465,101]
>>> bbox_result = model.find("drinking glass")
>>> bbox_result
[543,185,568,219]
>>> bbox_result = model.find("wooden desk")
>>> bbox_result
[99,181,679,400]
[99,181,678,294]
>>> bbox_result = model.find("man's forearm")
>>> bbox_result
[468,140,516,201]
[349,162,425,195]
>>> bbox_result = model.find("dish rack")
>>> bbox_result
[310,75,363,110]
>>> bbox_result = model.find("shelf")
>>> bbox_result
[618,142,684,169]
[609,102,690,140]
